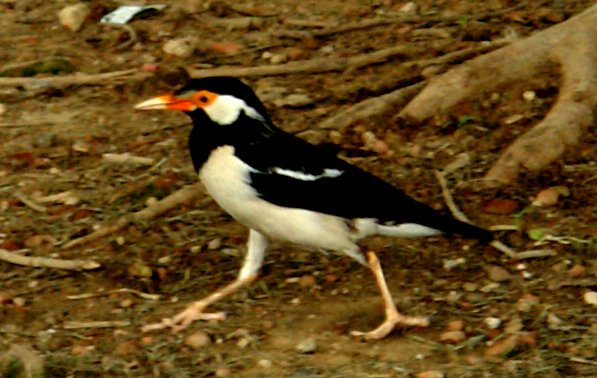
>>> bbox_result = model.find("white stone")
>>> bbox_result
[58,3,90,32]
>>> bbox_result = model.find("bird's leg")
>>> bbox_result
[351,251,430,340]
[142,229,269,333]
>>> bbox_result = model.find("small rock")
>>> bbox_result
[298,275,316,288]
[439,330,466,344]
[296,337,317,353]
[482,199,518,215]
[258,359,273,368]
[484,335,519,358]
[71,344,93,355]
[463,282,478,292]
[522,90,536,101]
[485,265,511,282]
[516,294,539,312]
[399,2,418,14]
[446,291,461,303]
[0,103,6,116]
[569,264,586,278]
[532,186,570,207]
[185,331,211,349]
[115,340,139,355]
[208,238,222,250]
[583,291,597,307]
[416,371,445,378]
[58,3,90,32]
[273,94,313,108]
[446,320,464,332]
[163,38,196,58]
[120,298,134,308]
[12,297,26,307]
[207,42,243,55]
[484,317,502,330]
[214,367,232,378]
[269,53,287,64]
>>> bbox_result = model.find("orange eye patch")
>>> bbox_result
[192,90,218,108]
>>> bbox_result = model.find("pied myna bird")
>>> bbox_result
[135,77,493,340]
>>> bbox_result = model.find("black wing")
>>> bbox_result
[235,131,492,242]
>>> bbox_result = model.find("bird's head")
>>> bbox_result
[134,76,270,125]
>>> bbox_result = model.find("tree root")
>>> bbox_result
[189,44,433,78]
[62,183,205,249]
[400,4,597,185]
[0,69,143,88]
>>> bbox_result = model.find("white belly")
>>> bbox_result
[199,146,355,252]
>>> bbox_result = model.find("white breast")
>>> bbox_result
[199,146,356,253]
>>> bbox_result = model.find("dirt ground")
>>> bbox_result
[1,1,596,377]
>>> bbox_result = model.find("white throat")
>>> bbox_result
[204,95,264,125]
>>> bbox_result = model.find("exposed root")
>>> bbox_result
[400,5,597,185]
[62,183,205,249]
[189,45,430,78]
[0,69,143,88]
[317,40,508,131]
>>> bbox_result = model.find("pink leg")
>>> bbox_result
[351,251,430,340]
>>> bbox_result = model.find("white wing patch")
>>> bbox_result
[377,223,442,238]
[273,167,343,181]
[204,94,264,125]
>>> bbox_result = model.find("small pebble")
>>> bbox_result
[583,291,597,307]
[485,265,511,282]
[439,330,466,344]
[484,317,501,330]
[522,90,536,101]
[12,297,26,307]
[58,3,90,32]
[416,371,445,378]
[296,337,317,353]
[568,264,586,278]
[484,335,519,358]
[163,38,196,58]
[298,275,316,288]
[215,367,231,378]
[399,2,418,14]
[120,298,134,308]
[446,319,464,332]
[208,238,222,250]
[185,331,211,349]
[258,359,273,368]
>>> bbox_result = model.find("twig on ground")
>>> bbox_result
[434,171,553,259]
[0,249,100,270]
[63,320,131,329]
[62,182,205,249]
[67,288,160,300]
[570,357,597,366]
[0,121,60,128]
[0,69,142,88]
[14,191,47,213]
[189,45,427,78]
[434,171,470,223]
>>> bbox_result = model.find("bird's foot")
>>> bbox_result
[351,311,430,340]
[141,302,226,333]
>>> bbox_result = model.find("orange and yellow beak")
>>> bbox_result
[134,94,197,111]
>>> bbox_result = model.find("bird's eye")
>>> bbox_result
[199,95,209,103]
